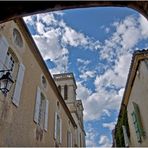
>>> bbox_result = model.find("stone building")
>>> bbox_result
[0,17,85,147]
[53,73,86,147]
[114,50,148,147]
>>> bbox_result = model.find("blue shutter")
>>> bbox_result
[132,102,145,137]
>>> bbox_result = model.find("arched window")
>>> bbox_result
[13,28,23,48]
[64,84,68,100]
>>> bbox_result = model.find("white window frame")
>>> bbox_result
[34,87,49,131]
[54,112,62,144]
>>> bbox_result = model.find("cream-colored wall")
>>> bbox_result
[72,112,85,147]
[127,60,148,146]
[0,20,76,147]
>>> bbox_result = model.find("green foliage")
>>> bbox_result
[115,109,130,147]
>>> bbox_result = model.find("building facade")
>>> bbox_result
[0,18,85,147]
[53,73,86,147]
[114,50,148,147]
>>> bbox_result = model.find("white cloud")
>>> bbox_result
[24,11,148,147]
[77,58,97,81]
[24,11,101,77]
[76,81,92,101]
[77,58,91,65]
[62,26,88,47]
[103,109,111,117]
[99,135,112,147]
[80,53,130,121]
[102,122,116,131]
[100,15,148,62]
[139,14,148,39]
[105,27,110,33]
[85,123,98,147]
[33,30,61,60]
[36,21,45,34]
[79,70,96,80]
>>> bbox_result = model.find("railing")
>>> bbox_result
[53,73,74,80]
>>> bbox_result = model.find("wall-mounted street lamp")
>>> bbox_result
[0,69,14,96]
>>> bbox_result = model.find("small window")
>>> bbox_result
[55,113,62,144]
[41,75,47,88]
[64,85,68,100]
[67,131,72,147]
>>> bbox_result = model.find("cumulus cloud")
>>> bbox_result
[77,58,91,65]
[62,26,88,47]
[79,14,148,121]
[80,70,96,80]
[24,11,101,75]
[85,123,98,147]
[24,11,148,147]
[83,53,130,121]
[100,15,148,62]
[102,121,116,131]
[77,58,97,81]
[139,14,148,39]
[99,135,112,147]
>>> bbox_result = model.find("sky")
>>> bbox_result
[24,6,148,147]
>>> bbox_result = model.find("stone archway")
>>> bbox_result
[0,1,148,23]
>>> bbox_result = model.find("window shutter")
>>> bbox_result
[12,63,25,107]
[60,118,62,144]
[34,87,41,123]
[132,102,144,137]
[54,112,57,139]
[44,99,49,131]
[0,35,8,71]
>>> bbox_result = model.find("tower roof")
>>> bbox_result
[53,72,77,89]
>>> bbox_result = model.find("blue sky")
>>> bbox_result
[24,6,148,147]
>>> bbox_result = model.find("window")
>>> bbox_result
[0,34,25,106]
[38,93,46,129]
[64,85,68,100]
[34,87,49,131]
[54,112,62,144]
[67,131,72,147]
[4,52,15,72]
